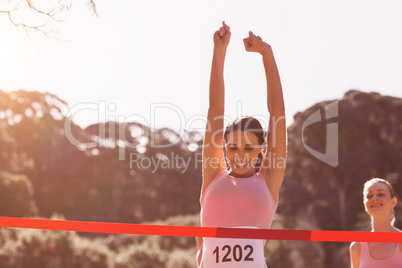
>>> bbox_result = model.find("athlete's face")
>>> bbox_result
[225,130,263,177]
[363,182,397,219]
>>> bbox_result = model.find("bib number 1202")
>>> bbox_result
[212,244,254,263]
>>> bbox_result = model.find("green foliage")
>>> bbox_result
[166,249,197,268]
[115,244,166,268]
[265,214,326,268]
[72,236,113,268]
[1,89,402,268]
[0,227,113,268]
[0,172,38,217]
[142,214,200,251]
[0,89,202,224]
[12,229,75,268]
[100,214,200,268]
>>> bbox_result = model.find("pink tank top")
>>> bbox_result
[360,242,402,268]
[200,169,277,228]
[198,169,278,267]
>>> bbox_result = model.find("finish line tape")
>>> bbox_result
[0,216,401,243]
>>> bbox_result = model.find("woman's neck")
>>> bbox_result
[371,216,394,232]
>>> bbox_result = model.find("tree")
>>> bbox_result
[278,90,402,268]
[0,0,97,37]
[0,171,38,217]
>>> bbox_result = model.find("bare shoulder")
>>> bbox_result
[350,241,361,252]
[350,242,361,268]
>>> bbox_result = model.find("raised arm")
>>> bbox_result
[201,21,231,196]
[243,31,287,203]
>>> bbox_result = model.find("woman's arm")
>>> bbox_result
[243,32,286,203]
[349,242,361,268]
[201,21,231,196]
[197,21,231,249]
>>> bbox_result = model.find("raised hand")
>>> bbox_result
[243,31,272,56]
[213,21,231,50]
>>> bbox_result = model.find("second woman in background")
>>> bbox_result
[350,178,402,268]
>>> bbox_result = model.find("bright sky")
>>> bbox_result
[1,0,402,132]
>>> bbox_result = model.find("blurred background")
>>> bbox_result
[1,0,402,267]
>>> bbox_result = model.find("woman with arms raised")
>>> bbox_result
[197,21,286,268]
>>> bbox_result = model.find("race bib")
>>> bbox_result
[201,226,265,267]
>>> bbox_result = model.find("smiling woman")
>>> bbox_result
[349,178,402,268]
[197,21,287,268]
[224,117,265,175]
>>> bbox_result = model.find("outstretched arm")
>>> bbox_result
[244,31,286,203]
[201,21,231,196]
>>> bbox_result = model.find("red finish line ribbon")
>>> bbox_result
[0,216,401,243]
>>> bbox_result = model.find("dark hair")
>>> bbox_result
[223,116,266,173]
